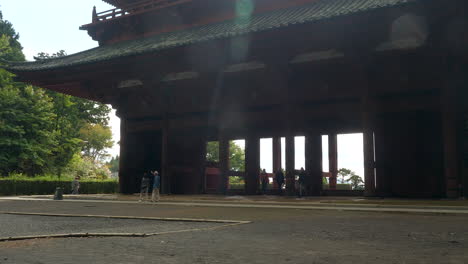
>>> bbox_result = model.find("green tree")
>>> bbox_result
[206,141,245,172]
[34,51,112,175]
[206,141,219,163]
[0,9,115,177]
[338,168,364,190]
[0,85,57,176]
[0,10,25,62]
[229,141,245,172]
[107,155,119,173]
[34,51,111,126]
[79,123,114,162]
[34,50,66,60]
[347,175,364,190]
[0,34,14,83]
[338,168,353,184]
[66,154,111,180]
[0,17,57,176]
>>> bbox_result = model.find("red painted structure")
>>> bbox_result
[6,0,468,198]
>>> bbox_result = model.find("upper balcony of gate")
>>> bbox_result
[80,0,320,46]
[80,0,199,45]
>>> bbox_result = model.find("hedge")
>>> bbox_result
[0,179,118,196]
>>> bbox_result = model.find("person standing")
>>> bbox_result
[151,170,161,203]
[71,176,80,195]
[260,169,269,194]
[298,167,307,198]
[275,169,285,195]
[139,171,151,202]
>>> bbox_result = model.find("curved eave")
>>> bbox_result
[6,0,415,73]
[102,0,136,7]
[10,72,104,102]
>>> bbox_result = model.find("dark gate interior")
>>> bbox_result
[375,111,444,197]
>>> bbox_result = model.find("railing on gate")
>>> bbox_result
[92,0,193,24]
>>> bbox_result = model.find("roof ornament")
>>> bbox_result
[92,6,98,23]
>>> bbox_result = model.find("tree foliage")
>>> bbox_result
[0,15,57,176]
[0,10,24,62]
[79,123,114,162]
[0,85,57,176]
[33,51,112,176]
[34,50,66,60]
[206,141,245,171]
[107,156,119,173]
[337,168,354,184]
[0,8,114,177]
[206,141,219,163]
[229,141,245,172]
[347,174,364,190]
[338,168,364,190]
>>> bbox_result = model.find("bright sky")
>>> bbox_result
[1,0,364,177]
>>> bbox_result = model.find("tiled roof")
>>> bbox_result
[7,0,414,72]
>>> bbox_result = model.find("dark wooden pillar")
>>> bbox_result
[199,138,208,194]
[305,132,322,196]
[245,135,260,195]
[363,113,377,196]
[285,135,295,195]
[161,116,170,194]
[118,116,132,194]
[272,137,282,173]
[359,57,377,197]
[218,135,229,194]
[328,134,338,190]
[442,71,461,199]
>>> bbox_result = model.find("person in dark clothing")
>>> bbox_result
[275,169,285,195]
[151,170,161,202]
[260,169,269,194]
[139,171,151,202]
[298,167,307,198]
[71,176,80,195]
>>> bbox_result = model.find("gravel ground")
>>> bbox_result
[0,214,223,238]
[0,200,468,264]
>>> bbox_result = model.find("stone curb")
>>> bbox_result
[0,212,251,242]
[2,197,468,215]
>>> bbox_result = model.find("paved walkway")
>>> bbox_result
[2,194,468,215]
[1,197,468,263]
